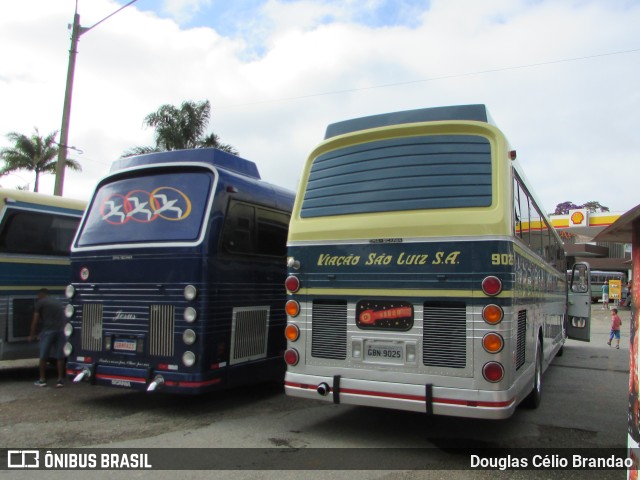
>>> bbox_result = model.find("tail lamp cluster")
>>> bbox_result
[283,265,507,384]
[284,263,301,366]
[481,275,505,383]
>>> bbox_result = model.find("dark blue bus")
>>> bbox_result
[64,148,294,393]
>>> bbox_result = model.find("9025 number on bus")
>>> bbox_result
[491,254,514,265]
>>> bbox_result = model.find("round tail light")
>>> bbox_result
[285,324,300,342]
[482,304,504,324]
[482,361,504,382]
[482,333,504,353]
[285,276,300,293]
[285,300,300,317]
[284,348,299,366]
[482,276,502,296]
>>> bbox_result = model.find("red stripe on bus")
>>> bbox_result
[171,378,222,388]
[285,381,515,408]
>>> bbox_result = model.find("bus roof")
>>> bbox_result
[324,104,495,139]
[109,148,261,180]
[0,188,86,212]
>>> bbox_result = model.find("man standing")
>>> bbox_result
[28,288,66,388]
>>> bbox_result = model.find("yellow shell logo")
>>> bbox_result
[571,211,585,225]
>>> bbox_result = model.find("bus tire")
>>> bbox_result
[524,342,542,409]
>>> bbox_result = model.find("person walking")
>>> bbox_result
[28,288,66,387]
[607,308,623,349]
[602,282,610,310]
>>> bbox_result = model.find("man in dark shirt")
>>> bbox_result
[28,288,66,387]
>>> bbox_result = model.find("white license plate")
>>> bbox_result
[364,344,403,363]
[113,339,137,352]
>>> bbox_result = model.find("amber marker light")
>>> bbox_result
[482,304,504,324]
[285,324,300,342]
[482,333,504,354]
[285,299,300,317]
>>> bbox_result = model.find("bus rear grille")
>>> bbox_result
[230,306,270,365]
[81,303,103,352]
[149,304,175,357]
[423,302,467,368]
[516,310,526,369]
[311,300,347,360]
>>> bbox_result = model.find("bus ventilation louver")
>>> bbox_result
[516,310,527,370]
[81,304,103,352]
[311,300,347,360]
[423,302,466,368]
[229,306,270,365]
[149,305,175,357]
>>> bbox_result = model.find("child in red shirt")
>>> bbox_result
[607,308,623,349]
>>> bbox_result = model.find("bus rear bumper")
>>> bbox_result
[284,372,518,420]
[66,361,223,394]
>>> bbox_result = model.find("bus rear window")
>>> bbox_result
[0,210,79,256]
[76,171,212,247]
[300,135,492,218]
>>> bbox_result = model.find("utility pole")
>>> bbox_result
[54,12,88,196]
[54,0,139,196]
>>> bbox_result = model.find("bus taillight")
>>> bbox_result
[285,276,300,293]
[285,300,300,317]
[481,276,502,296]
[482,304,504,324]
[482,362,504,382]
[285,324,300,342]
[284,348,299,366]
[482,333,504,354]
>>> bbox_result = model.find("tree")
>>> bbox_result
[554,201,610,215]
[122,100,239,157]
[0,128,82,193]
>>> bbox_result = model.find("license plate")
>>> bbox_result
[113,339,137,352]
[364,343,403,363]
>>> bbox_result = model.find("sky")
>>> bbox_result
[0,0,638,215]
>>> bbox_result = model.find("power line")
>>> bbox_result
[218,47,640,109]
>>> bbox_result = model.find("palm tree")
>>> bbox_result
[122,100,239,157]
[0,128,82,193]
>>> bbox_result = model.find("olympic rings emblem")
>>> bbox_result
[100,187,192,225]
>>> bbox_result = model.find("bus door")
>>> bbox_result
[567,262,591,342]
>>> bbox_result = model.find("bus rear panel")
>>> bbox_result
[284,105,586,419]
[65,149,294,393]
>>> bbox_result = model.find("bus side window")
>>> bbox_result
[256,209,289,257]
[222,202,255,254]
[570,264,589,293]
[0,209,77,256]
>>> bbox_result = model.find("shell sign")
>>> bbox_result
[569,209,589,228]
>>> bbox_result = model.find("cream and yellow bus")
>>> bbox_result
[283,105,592,419]
[0,189,85,361]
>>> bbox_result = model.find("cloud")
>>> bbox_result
[0,0,638,215]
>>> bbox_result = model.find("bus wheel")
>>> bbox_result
[524,342,542,409]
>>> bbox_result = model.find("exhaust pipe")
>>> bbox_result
[317,382,330,396]
[147,375,165,392]
[73,368,92,383]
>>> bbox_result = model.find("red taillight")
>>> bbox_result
[482,276,502,296]
[285,275,300,293]
[483,362,504,382]
[284,348,299,366]
[482,304,504,324]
